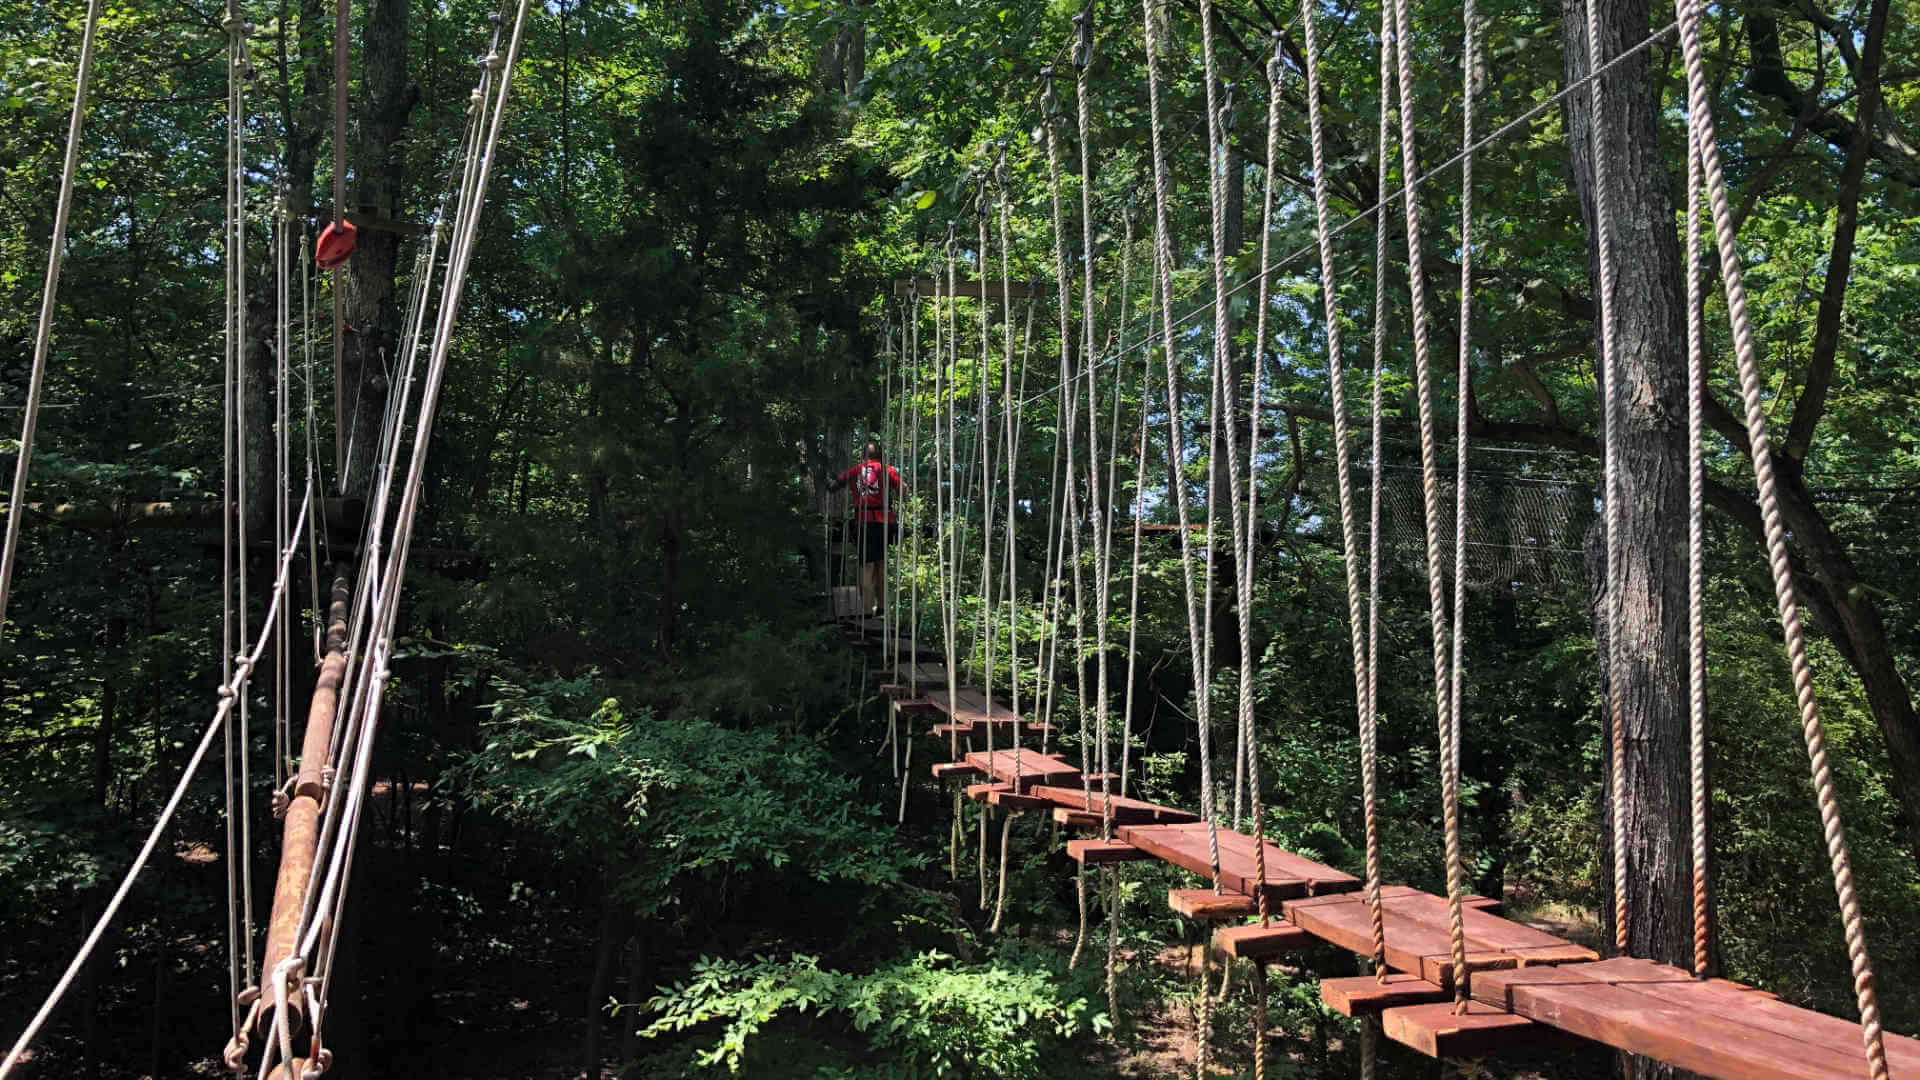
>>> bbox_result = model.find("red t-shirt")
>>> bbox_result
[839,460,904,524]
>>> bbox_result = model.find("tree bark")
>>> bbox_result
[1563,3,1693,1078]
[343,0,419,499]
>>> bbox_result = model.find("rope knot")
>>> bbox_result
[484,51,505,71]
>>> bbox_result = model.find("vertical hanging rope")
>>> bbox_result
[1579,0,1633,960]
[1363,0,1396,983]
[1140,0,1223,896]
[1196,3,1228,882]
[1121,233,1154,800]
[910,282,924,699]
[1670,0,1887,1068]
[978,183,997,725]
[1443,0,1480,1013]
[1685,130,1710,982]
[0,0,105,638]
[997,150,1020,739]
[330,0,348,478]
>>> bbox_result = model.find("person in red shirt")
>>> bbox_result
[828,440,904,617]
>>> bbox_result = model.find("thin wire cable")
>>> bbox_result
[0,0,104,638]
[1671,0,1886,1068]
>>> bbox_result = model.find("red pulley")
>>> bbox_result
[314,220,358,270]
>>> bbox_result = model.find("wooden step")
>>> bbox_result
[1169,889,1258,920]
[1053,809,1102,830]
[930,761,984,782]
[1382,1001,1586,1058]
[986,789,1052,812]
[1067,839,1153,865]
[1320,973,1452,1016]
[1023,785,1198,826]
[1472,960,1920,1080]
[964,749,1080,792]
[1117,823,1360,903]
[1213,922,1316,960]
[964,782,1011,801]
[1283,886,1595,988]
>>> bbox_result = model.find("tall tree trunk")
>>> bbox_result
[1563,2,1692,1078]
[582,876,621,1079]
[343,0,419,499]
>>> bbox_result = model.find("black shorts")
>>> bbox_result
[859,520,898,564]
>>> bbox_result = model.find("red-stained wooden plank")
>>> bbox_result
[964,749,1080,792]
[1472,965,1872,1080]
[1320,974,1451,1017]
[1023,786,1199,826]
[1068,838,1153,865]
[1382,1001,1587,1059]
[1053,809,1102,830]
[1118,824,1358,902]
[1283,891,1512,988]
[930,761,984,781]
[964,782,1011,801]
[986,789,1051,812]
[1168,889,1258,920]
[1213,922,1316,960]
[1149,822,1362,895]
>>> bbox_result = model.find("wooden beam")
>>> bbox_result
[1382,1001,1587,1059]
[892,276,1046,300]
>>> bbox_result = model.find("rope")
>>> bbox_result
[1362,0,1396,982]
[1196,2,1227,883]
[990,808,1017,933]
[1670,0,1887,1068]
[1685,129,1710,981]
[1579,0,1633,960]
[1384,0,1467,1013]
[999,155,1021,751]
[1041,66,1082,784]
[0,490,315,1079]
[1444,0,1480,1012]
[1073,14,1115,837]
[0,0,104,639]
[1117,201,1149,803]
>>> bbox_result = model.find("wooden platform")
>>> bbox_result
[1117,822,1361,903]
[1472,958,1920,1080]
[932,719,1054,741]
[963,749,1080,792]
[1283,885,1596,989]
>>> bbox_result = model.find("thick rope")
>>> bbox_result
[1685,131,1710,981]
[1118,203,1150,803]
[1073,15,1115,835]
[1362,0,1396,982]
[990,810,1017,933]
[1299,0,1388,957]
[1444,0,1479,1012]
[1579,0,1633,960]
[1670,0,1886,1069]
[1385,0,1463,1009]
[0,0,104,638]
[1189,0,1226,894]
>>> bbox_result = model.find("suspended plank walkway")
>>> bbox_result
[841,635,1901,1078]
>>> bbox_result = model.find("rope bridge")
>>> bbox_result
[832,0,1900,1075]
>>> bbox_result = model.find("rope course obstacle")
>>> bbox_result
[831,0,1903,1076]
[0,0,533,1074]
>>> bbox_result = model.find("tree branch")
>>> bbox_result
[1745,7,1920,187]
[1784,0,1892,463]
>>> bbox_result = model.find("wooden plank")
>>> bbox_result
[964,749,1079,792]
[893,276,1047,300]
[1472,966,1872,1080]
[1382,1001,1586,1059]
[930,761,983,781]
[1284,891,1503,988]
[1213,922,1316,960]
[1320,974,1451,1017]
[1118,823,1359,902]
[1053,808,1102,830]
[1147,822,1362,895]
[1168,889,1258,920]
[1025,786,1199,825]
[986,789,1051,812]
[1068,839,1153,865]
[964,782,1011,802]
[1378,890,1598,960]
[1571,958,1920,1072]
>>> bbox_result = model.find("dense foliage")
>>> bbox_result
[1,0,1914,1075]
